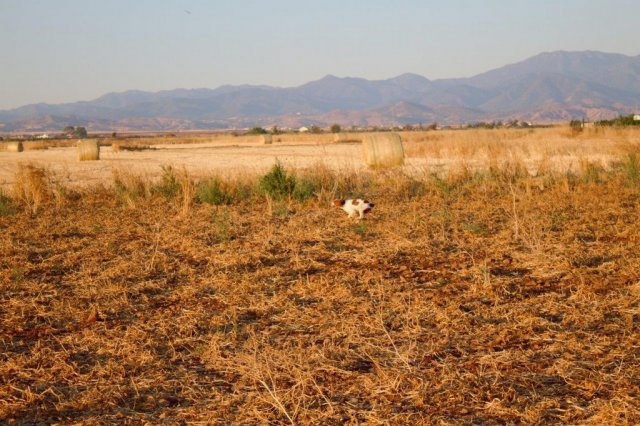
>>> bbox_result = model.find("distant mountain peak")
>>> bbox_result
[389,72,430,81]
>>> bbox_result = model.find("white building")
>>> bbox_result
[633,114,640,121]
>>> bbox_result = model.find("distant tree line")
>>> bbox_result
[467,120,532,129]
[63,125,88,138]
[594,114,640,127]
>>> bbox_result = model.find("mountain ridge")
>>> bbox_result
[2,50,640,131]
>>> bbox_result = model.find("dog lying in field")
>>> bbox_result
[333,199,375,219]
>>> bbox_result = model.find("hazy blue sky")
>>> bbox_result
[1,0,638,109]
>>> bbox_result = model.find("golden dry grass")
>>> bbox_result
[1,129,640,424]
[401,126,640,175]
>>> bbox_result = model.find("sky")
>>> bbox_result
[1,0,639,110]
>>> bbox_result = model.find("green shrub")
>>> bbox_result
[622,153,640,183]
[430,173,453,199]
[0,192,14,216]
[259,162,296,200]
[152,165,181,199]
[247,126,268,135]
[292,176,320,202]
[234,180,258,202]
[581,162,604,184]
[197,177,232,205]
[211,209,233,242]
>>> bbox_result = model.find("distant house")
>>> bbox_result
[36,133,50,139]
[298,126,309,133]
[633,114,640,121]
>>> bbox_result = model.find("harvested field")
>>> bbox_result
[1,128,640,424]
[1,126,639,190]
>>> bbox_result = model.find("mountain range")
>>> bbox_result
[2,50,640,132]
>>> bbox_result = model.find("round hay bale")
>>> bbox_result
[261,134,273,145]
[5,141,24,152]
[362,132,404,168]
[78,140,100,161]
[22,141,48,151]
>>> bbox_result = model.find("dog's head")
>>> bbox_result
[333,199,346,207]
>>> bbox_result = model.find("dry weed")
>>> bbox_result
[12,164,49,214]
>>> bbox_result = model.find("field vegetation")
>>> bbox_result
[1,127,639,424]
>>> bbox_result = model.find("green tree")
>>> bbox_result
[63,125,88,138]
[247,126,268,135]
[310,125,322,134]
[74,126,88,138]
[330,123,341,133]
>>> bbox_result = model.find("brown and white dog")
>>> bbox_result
[333,199,375,219]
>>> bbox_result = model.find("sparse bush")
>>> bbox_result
[292,176,320,202]
[430,173,454,199]
[211,209,233,242]
[464,221,488,236]
[398,178,428,200]
[0,192,14,216]
[581,161,604,184]
[247,126,268,135]
[152,165,181,199]
[197,177,233,205]
[259,162,296,200]
[351,221,369,236]
[622,153,640,183]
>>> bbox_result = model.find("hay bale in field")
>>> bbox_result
[111,140,152,152]
[22,141,48,151]
[362,132,404,168]
[77,140,100,161]
[5,142,24,152]
[261,134,273,145]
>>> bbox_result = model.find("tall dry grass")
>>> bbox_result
[12,164,50,214]
[402,126,640,175]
